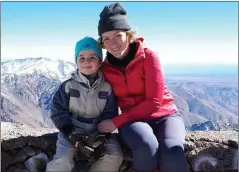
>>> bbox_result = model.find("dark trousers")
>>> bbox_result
[118,113,189,172]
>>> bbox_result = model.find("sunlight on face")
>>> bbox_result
[76,50,101,75]
[102,30,130,59]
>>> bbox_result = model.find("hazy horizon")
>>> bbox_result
[2,57,238,81]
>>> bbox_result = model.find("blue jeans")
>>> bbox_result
[119,113,189,172]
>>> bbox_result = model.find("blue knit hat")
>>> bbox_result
[75,36,103,63]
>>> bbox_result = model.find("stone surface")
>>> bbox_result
[1,152,12,172]
[1,122,58,141]
[1,122,238,172]
[23,146,35,157]
[24,152,49,172]
[11,149,28,164]
[185,131,238,172]
[2,137,29,151]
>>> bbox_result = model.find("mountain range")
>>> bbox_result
[1,57,238,130]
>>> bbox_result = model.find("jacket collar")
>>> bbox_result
[103,37,146,68]
[71,70,103,89]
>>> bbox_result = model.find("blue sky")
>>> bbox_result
[1,2,238,64]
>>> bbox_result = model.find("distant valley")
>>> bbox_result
[1,58,238,130]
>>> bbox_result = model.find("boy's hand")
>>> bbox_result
[97,119,116,133]
[67,133,78,146]
[68,133,94,157]
[61,124,74,137]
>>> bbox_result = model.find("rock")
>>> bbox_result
[14,163,27,169]
[185,131,238,172]
[1,152,12,172]
[24,153,49,172]
[7,149,18,157]
[1,123,238,172]
[2,137,29,151]
[228,139,238,148]
[11,149,28,164]
[5,166,17,172]
[1,122,58,141]
[191,152,223,172]
[6,166,29,172]
[23,147,35,157]
[35,148,43,155]
[232,148,238,169]
[28,135,56,150]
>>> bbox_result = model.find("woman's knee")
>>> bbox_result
[119,122,159,171]
[159,138,189,172]
[159,138,185,161]
[133,144,158,171]
[119,122,158,150]
[161,137,184,151]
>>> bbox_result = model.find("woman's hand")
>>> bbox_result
[97,119,116,133]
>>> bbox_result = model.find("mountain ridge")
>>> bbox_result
[1,57,238,130]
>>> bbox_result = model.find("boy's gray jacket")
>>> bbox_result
[51,70,118,133]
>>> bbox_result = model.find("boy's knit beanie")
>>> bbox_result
[75,36,103,63]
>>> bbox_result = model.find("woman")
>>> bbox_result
[97,3,189,172]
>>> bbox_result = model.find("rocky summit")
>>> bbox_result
[1,122,238,172]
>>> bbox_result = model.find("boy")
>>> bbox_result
[46,37,123,172]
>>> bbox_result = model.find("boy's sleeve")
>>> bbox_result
[100,90,118,121]
[51,81,72,130]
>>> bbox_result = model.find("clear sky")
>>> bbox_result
[1,2,238,64]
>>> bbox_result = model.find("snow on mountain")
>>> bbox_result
[1,57,76,81]
[1,57,238,130]
[167,77,238,130]
[1,57,76,128]
[1,85,48,128]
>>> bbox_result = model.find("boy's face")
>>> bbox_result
[77,50,101,75]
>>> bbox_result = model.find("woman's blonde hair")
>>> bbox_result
[98,30,136,49]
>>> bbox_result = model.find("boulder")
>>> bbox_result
[1,122,238,172]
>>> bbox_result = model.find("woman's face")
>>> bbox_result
[102,30,129,59]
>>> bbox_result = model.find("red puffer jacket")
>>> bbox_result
[101,38,178,128]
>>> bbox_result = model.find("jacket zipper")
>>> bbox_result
[103,54,144,89]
